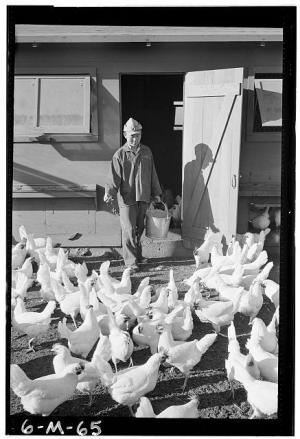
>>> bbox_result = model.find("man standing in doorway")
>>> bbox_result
[104,118,162,272]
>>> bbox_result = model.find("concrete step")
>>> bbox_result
[141,228,193,259]
[50,228,193,260]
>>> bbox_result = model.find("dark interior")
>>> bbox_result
[121,74,184,198]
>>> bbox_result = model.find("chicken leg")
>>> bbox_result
[228,380,243,413]
[113,360,118,373]
[87,392,93,407]
[71,314,78,328]
[26,337,36,353]
[182,373,189,392]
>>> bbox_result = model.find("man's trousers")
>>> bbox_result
[119,201,149,266]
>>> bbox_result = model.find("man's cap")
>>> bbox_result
[123,117,142,134]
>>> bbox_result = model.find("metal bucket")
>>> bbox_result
[145,202,171,239]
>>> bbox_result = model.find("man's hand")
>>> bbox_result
[104,193,113,203]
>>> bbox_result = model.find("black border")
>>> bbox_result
[6,5,296,436]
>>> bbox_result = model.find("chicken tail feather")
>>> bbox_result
[196,333,217,354]
[227,321,240,353]
[10,364,31,397]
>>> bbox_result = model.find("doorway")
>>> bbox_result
[121,74,184,198]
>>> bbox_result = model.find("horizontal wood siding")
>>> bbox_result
[45,198,95,235]
[13,199,47,237]
[12,197,121,245]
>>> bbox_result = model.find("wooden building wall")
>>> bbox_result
[12,42,282,243]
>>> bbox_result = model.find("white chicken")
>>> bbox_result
[79,282,91,320]
[263,279,279,308]
[74,262,89,283]
[239,243,250,265]
[18,225,46,252]
[99,260,117,286]
[195,290,243,334]
[42,237,59,269]
[239,261,274,290]
[95,329,112,362]
[167,269,178,310]
[225,348,277,418]
[108,350,167,415]
[100,261,132,295]
[170,305,193,341]
[225,321,261,390]
[52,248,76,281]
[184,281,199,308]
[107,308,134,371]
[182,264,213,287]
[89,287,107,316]
[10,362,84,416]
[12,297,56,352]
[36,259,55,301]
[12,241,27,270]
[156,322,185,353]
[51,339,110,405]
[164,333,218,390]
[52,278,80,327]
[12,257,34,288]
[135,396,199,418]
[132,277,150,300]
[219,250,268,276]
[238,280,264,322]
[193,229,223,267]
[150,287,169,314]
[61,270,77,294]
[220,264,245,287]
[246,243,260,262]
[213,274,244,302]
[142,303,190,342]
[132,318,160,354]
[249,317,278,355]
[113,267,132,295]
[114,300,145,331]
[11,272,32,302]
[210,241,242,268]
[246,338,278,383]
[204,264,244,289]
[58,305,99,358]
[136,285,153,310]
[225,345,277,419]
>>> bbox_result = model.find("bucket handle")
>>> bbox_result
[149,201,170,219]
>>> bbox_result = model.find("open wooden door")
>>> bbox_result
[182,68,244,249]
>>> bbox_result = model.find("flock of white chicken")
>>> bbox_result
[10,225,279,419]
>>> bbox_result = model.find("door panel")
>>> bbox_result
[182,68,244,249]
[45,198,95,235]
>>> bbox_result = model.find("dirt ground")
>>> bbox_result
[9,256,279,418]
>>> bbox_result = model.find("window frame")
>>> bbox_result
[245,66,282,143]
[13,66,99,143]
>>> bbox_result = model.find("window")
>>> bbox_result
[253,73,282,132]
[14,75,90,135]
[246,67,282,142]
